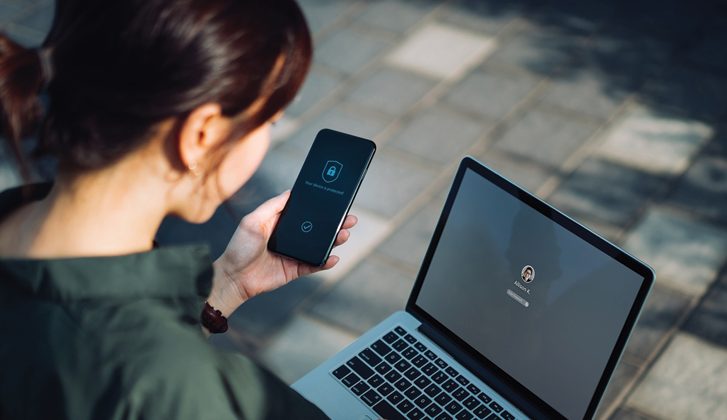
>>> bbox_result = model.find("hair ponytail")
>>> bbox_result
[0,33,46,180]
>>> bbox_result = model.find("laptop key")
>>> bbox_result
[456,375,470,387]
[386,352,402,364]
[435,358,448,370]
[452,387,468,401]
[463,396,479,410]
[373,400,406,420]
[383,332,399,344]
[436,413,453,420]
[432,370,448,384]
[376,362,392,375]
[368,374,384,388]
[378,383,394,396]
[385,370,402,383]
[489,401,503,413]
[412,354,428,368]
[371,339,393,356]
[404,367,421,380]
[446,367,459,377]
[346,357,374,379]
[426,404,443,417]
[395,360,412,372]
[477,392,492,404]
[424,350,437,360]
[405,386,421,400]
[394,378,412,391]
[402,347,418,360]
[445,401,463,415]
[359,349,382,367]
[501,410,515,420]
[394,326,407,336]
[484,414,499,420]
[408,408,425,419]
[436,392,453,406]
[424,383,442,398]
[388,390,404,405]
[466,384,481,395]
[473,404,492,419]
[351,381,370,396]
[414,376,431,389]
[332,365,350,379]
[341,372,360,387]
[442,379,458,392]
[421,362,437,375]
[414,342,427,352]
[361,389,382,407]
[397,400,414,413]
[455,410,473,419]
[414,395,432,409]
[393,340,408,352]
[404,333,417,344]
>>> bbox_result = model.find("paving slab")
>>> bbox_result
[307,257,414,334]
[285,67,341,118]
[346,66,438,116]
[540,70,629,121]
[355,0,438,34]
[622,285,693,365]
[626,332,727,419]
[376,198,442,270]
[668,145,727,225]
[493,106,601,167]
[387,105,489,165]
[641,67,727,122]
[444,69,540,121]
[624,208,727,297]
[259,314,356,384]
[386,22,498,81]
[281,103,392,155]
[681,268,727,348]
[314,26,394,76]
[437,0,520,35]
[595,360,641,420]
[594,106,713,176]
[548,158,669,227]
[482,29,580,77]
[477,150,554,193]
[609,407,657,420]
[313,206,394,283]
[297,0,357,36]
[354,149,438,218]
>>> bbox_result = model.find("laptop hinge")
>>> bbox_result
[416,320,552,419]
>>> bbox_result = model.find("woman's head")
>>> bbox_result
[0,0,311,222]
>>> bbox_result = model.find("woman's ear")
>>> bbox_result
[177,103,229,172]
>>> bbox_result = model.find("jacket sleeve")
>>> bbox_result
[131,350,329,420]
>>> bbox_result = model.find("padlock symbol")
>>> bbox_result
[322,160,342,183]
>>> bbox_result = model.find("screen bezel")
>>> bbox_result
[406,157,654,419]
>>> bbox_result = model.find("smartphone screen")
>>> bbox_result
[267,129,376,266]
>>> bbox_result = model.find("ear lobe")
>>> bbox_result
[177,103,225,170]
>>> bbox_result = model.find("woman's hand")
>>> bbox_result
[207,191,357,317]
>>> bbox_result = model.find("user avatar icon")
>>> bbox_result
[521,265,535,283]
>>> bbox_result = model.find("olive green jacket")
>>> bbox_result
[0,184,326,420]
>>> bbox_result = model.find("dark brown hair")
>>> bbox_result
[0,0,312,180]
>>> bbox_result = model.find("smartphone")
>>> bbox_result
[267,129,376,266]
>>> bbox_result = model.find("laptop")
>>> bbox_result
[293,157,654,420]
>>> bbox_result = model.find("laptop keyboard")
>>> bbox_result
[331,325,517,420]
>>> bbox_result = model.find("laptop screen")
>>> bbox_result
[412,163,648,419]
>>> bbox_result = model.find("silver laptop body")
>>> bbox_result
[294,157,654,420]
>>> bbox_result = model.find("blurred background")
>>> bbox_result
[1,0,726,418]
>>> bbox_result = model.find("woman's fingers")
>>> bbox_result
[334,229,350,247]
[342,214,358,229]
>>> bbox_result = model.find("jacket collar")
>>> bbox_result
[0,183,213,302]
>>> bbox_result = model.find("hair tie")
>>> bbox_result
[36,47,54,87]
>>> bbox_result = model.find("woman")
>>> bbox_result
[0,1,350,418]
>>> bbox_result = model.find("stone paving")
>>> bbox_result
[2,0,727,419]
